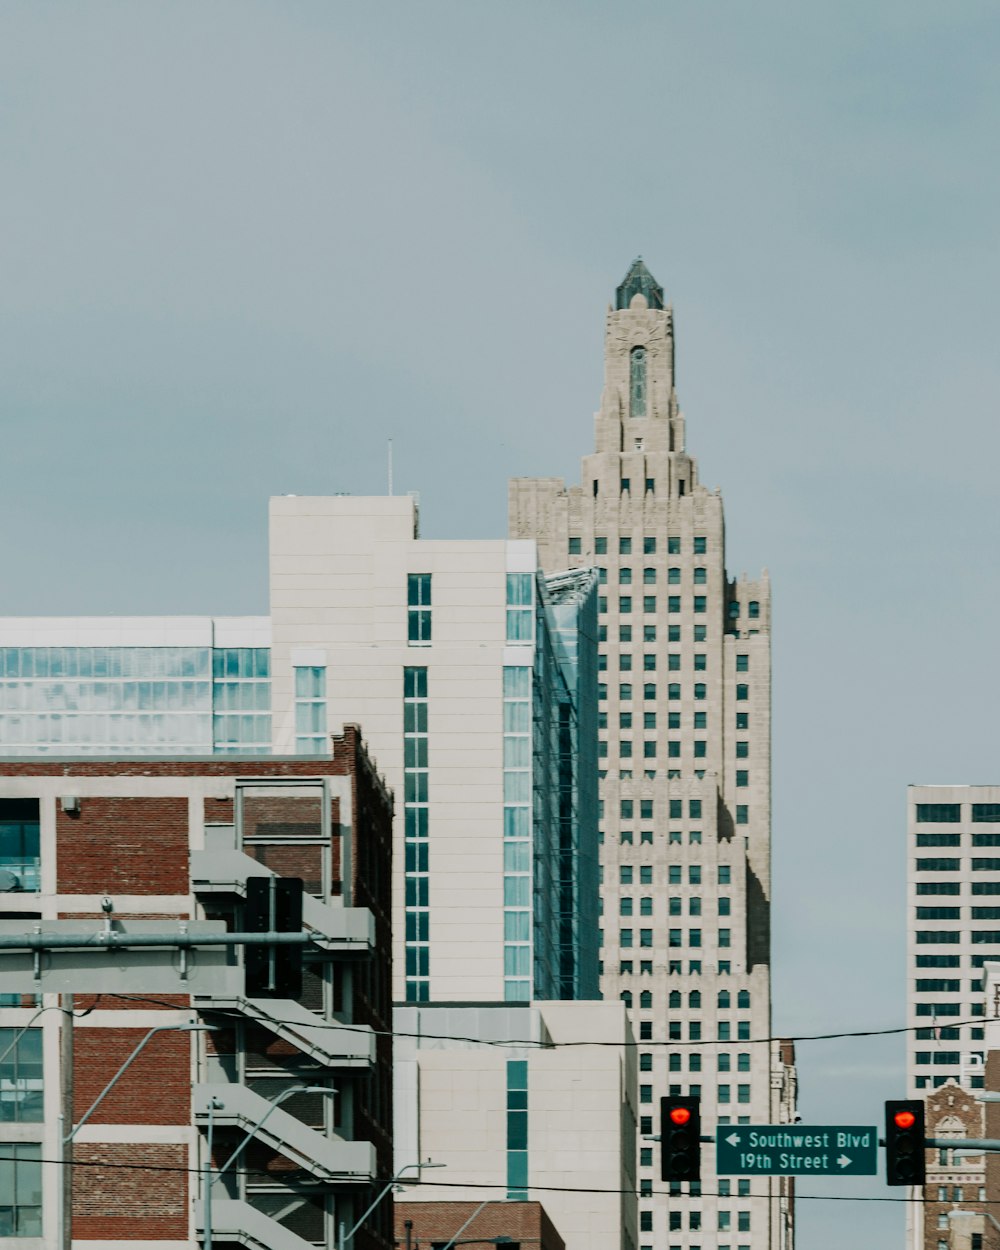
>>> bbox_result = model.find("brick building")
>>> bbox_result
[394,1200,564,1250]
[0,725,393,1250]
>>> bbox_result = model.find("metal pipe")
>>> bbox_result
[0,930,315,950]
[204,1096,223,1250]
[925,1137,1000,1150]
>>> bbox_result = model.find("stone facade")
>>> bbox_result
[509,261,784,1249]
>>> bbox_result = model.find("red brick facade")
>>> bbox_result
[0,725,394,1247]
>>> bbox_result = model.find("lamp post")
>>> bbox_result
[437,1198,506,1250]
[339,1160,446,1250]
[948,1208,1000,1247]
[203,1083,337,1250]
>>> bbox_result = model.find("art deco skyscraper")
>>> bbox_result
[510,260,788,1249]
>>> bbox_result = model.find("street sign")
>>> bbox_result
[715,1124,878,1176]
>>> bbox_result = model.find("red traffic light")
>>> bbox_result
[893,1111,916,1130]
[669,1107,692,1126]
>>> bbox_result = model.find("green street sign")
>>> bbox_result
[715,1124,878,1176]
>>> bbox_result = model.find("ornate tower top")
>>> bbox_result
[615,257,664,310]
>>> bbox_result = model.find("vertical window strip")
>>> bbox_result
[503,666,532,1002]
[404,666,430,1002]
[506,1059,529,1199]
[506,573,534,642]
[294,666,327,755]
[408,573,432,645]
[630,345,647,418]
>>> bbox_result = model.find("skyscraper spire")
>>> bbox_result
[615,256,664,310]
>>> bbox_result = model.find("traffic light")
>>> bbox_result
[661,1095,701,1182]
[884,1099,926,1186]
[244,876,304,999]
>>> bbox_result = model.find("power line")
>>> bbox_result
[0,1153,978,1206]
[106,994,986,1051]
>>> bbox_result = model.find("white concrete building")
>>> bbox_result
[906,785,996,1098]
[394,1001,637,1250]
[510,260,787,1250]
[267,494,600,1005]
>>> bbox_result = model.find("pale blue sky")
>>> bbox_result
[4,3,1000,1243]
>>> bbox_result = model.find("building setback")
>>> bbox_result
[509,260,788,1249]
[0,728,393,1250]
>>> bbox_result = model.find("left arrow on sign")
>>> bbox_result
[726,1133,741,1147]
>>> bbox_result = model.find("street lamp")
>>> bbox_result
[339,1160,447,1250]
[204,1083,336,1250]
[948,1208,1000,1246]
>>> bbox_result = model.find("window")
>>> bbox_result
[747,601,759,619]
[407,573,432,643]
[0,1030,42,1121]
[693,567,707,584]
[738,1212,751,1232]
[620,654,633,672]
[640,991,652,1009]
[719,897,731,916]
[736,654,749,672]
[736,771,748,788]
[643,597,656,613]
[620,866,633,885]
[973,804,1000,822]
[0,801,40,893]
[0,1143,41,1234]
[620,537,633,555]
[642,567,656,586]
[694,683,706,700]
[621,479,630,493]
[620,898,633,916]
[620,567,633,585]
[568,537,581,555]
[620,596,632,614]
[294,665,327,754]
[736,711,748,729]
[620,683,633,701]
[506,573,533,641]
[736,683,749,701]
[736,806,748,825]
[916,804,962,823]
[916,859,961,871]
[694,710,706,728]
[620,624,632,642]
[693,596,706,613]
[595,536,607,554]
[693,536,706,554]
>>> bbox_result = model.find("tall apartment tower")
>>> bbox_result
[510,260,781,1249]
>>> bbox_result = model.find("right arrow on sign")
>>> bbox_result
[838,1155,852,1168]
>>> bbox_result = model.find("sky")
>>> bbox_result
[3,2,1000,1244]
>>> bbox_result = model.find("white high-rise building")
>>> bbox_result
[510,260,788,1249]
[905,784,1000,1250]
[906,784,996,1099]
